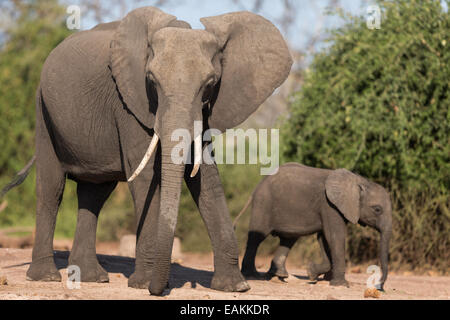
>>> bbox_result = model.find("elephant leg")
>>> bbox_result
[128,171,160,289]
[68,181,117,283]
[241,231,268,279]
[268,237,297,279]
[241,193,272,279]
[307,232,332,282]
[241,194,271,280]
[27,111,66,282]
[185,163,250,292]
[322,208,349,287]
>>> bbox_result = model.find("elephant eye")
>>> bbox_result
[202,77,216,104]
[147,72,157,84]
[205,77,216,89]
[371,205,383,215]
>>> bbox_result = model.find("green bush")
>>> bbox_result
[282,0,449,272]
[0,1,137,240]
[0,0,73,230]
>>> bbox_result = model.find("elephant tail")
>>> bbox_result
[233,193,253,230]
[0,155,36,200]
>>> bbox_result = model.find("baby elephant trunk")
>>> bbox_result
[378,224,392,290]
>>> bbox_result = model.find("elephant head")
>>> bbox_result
[325,169,392,290]
[109,7,292,295]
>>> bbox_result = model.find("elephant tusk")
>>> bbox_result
[128,134,159,182]
[190,133,202,178]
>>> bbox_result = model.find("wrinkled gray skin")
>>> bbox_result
[238,163,392,290]
[24,7,292,295]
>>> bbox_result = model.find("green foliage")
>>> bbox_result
[282,0,449,272]
[96,183,135,241]
[0,0,72,229]
[0,1,135,240]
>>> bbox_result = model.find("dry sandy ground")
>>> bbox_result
[0,248,448,300]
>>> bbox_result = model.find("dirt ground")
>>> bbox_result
[0,247,448,300]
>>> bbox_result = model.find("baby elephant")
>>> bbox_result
[234,163,392,289]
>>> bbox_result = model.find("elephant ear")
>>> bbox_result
[167,19,192,29]
[110,7,176,129]
[325,169,362,224]
[201,12,293,132]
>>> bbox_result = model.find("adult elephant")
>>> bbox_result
[2,7,292,295]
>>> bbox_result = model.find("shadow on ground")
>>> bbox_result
[53,251,213,293]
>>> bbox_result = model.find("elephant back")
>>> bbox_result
[40,25,121,114]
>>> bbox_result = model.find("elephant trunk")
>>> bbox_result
[148,112,203,295]
[378,224,392,290]
[149,136,185,296]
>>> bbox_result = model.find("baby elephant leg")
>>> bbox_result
[267,237,297,279]
[308,232,332,282]
[241,231,268,279]
[321,211,349,287]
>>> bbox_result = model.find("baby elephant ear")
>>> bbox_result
[110,7,176,130]
[325,169,361,224]
[201,12,293,132]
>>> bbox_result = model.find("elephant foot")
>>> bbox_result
[26,256,61,282]
[128,270,151,289]
[267,270,289,280]
[241,265,267,280]
[307,263,332,283]
[267,261,289,279]
[307,263,319,283]
[330,278,349,287]
[241,270,268,280]
[211,268,250,292]
[68,257,109,283]
[323,271,333,281]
